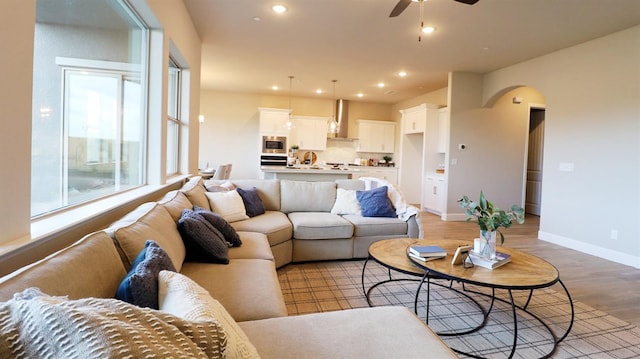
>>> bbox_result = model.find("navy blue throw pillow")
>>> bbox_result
[116,240,176,309]
[356,186,396,218]
[178,209,230,264]
[193,206,242,247]
[236,187,266,218]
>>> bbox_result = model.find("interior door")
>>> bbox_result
[525,109,545,215]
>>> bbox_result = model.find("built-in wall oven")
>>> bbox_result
[262,135,287,155]
[260,154,287,166]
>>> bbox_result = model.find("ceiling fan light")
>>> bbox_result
[421,26,436,34]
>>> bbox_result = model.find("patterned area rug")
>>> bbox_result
[277,260,640,359]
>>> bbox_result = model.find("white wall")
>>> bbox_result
[482,25,640,267]
[0,0,35,244]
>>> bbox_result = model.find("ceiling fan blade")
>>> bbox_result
[389,0,412,17]
[453,0,480,4]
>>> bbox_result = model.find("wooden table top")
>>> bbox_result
[369,238,560,290]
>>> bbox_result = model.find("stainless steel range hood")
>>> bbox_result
[328,99,357,141]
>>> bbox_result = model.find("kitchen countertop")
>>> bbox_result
[261,165,363,174]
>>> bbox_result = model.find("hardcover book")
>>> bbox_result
[408,245,447,258]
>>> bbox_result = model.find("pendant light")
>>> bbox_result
[284,75,295,131]
[328,80,339,136]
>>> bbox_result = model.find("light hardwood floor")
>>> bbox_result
[420,212,640,327]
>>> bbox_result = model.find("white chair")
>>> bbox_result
[212,163,232,180]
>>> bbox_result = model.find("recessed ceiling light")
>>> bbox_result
[272,4,287,14]
[398,71,407,77]
[315,89,323,94]
[252,16,262,22]
[272,85,279,91]
[357,93,364,98]
[421,26,436,34]
[377,82,385,88]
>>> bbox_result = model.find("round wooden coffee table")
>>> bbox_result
[363,238,574,359]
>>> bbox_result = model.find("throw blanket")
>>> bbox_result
[0,288,227,358]
[358,177,423,237]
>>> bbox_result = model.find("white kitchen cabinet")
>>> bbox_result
[437,108,449,153]
[423,175,445,214]
[401,104,427,134]
[290,116,328,150]
[259,107,291,136]
[357,120,395,153]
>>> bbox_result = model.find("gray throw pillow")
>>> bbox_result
[193,206,242,247]
[235,187,266,218]
[115,240,176,309]
[178,209,229,264]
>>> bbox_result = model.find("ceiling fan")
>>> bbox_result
[389,0,479,18]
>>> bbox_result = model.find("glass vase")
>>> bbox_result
[479,230,497,260]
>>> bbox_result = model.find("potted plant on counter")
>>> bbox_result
[382,155,393,167]
[458,191,524,259]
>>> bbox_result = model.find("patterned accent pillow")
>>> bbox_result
[1,288,226,358]
[177,209,230,264]
[356,186,396,218]
[205,190,250,222]
[193,206,242,247]
[331,188,362,215]
[115,240,176,309]
[158,270,260,359]
[235,187,266,218]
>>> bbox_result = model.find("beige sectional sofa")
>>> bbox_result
[198,177,421,268]
[0,176,456,358]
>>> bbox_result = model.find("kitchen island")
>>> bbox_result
[261,166,361,181]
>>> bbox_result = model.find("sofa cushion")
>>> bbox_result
[194,206,242,247]
[116,240,176,309]
[0,289,226,359]
[180,176,211,210]
[228,232,274,261]
[158,270,260,359]
[335,179,366,191]
[204,180,236,192]
[238,306,458,359]
[330,188,362,215]
[356,186,396,218]
[288,212,353,240]
[107,202,186,271]
[180,259,287,322]
[226,179,281,211]
[177,209,230,264]
[230,211,292,246]
[280,180,336,213]
[342,214,408,237]
[205,190,250,222]
[0,231,126,301]
[159,190,194,222]
[236,187,266,217]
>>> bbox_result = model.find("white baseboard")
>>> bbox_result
[539,231,640,269]
[441,213,467,221]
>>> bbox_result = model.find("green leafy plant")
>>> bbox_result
[382,155,392,162]
[458,191,525,244]
[290,145,299,150]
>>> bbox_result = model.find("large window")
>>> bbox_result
[167,58,181,176]
[32,0,148,217]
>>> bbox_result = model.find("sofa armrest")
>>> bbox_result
[406,211,422,238]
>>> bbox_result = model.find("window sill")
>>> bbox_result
[0,175,189,259]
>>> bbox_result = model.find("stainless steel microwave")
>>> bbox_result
[262,135,287,154]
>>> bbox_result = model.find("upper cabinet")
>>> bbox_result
[437,108,450,154]
[290,116,328,151]
[401,104,427,134]
[357,120,395,153]
[259,107,291,136]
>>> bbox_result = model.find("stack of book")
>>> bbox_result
[466,251,511,269]
[408,245,447,262]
